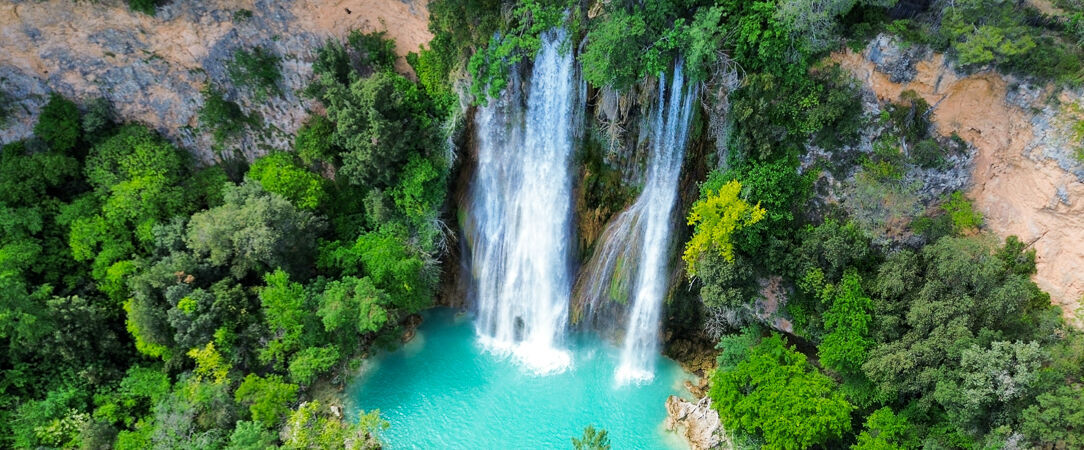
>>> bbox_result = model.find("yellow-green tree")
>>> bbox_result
[683,180,766,276]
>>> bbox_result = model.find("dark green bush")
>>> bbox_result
[294,115,338,166]
[128,0,160,16]
[911,138,944,169]
[198,87,250,146]
[348,30,397,72]
[34,93,81,152]
[227,47,282,101]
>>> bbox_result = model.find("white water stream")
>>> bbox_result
[467,28,578,374]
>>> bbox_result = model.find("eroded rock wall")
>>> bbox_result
[836,35,1084,324]
[0,0,430,163]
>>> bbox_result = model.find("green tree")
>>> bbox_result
[288,346,341,386]
[318,276,389,336]
[683,180,765,276]
[818,272,874,375]
[852,407,917,450]
[322,229,435,313]
[571,425,612,450]
[315,71,439,188]
[258,269,317,366]
[227,420,279,449]
[711,334,853,449]
[282,401,386,449]
[234,374,298,426]
[185,181,324,279]
[581,9,649,90]
[1021,385,1084,448]
[34,93,81,152]
[934,341,1045,430]
[247,152,327,210]
[294,115,338,166]
[199,87,250,146]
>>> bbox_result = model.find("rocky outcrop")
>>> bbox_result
[0,0,431,163]
[665,395,729,450]
[835,35,1084,324]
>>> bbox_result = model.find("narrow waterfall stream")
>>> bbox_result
[465,28,578,374]
[615,63,698,384]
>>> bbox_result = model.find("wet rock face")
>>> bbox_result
[0,0,431,163]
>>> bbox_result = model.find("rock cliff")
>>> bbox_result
[836,35,1084,324]
[0,0,430,163]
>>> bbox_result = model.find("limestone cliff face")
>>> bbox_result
[836,35,1084,324]
[0,0,430,163]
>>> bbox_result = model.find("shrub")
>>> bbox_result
[198,87,250,146]
[348,30,397,72]
[227,47,282,101]
[81,97,116,142]
[128,0,160,16]
[911,138,945,169]
[34,93,81,152]
[942,191,982,234]
[294,115,337,166]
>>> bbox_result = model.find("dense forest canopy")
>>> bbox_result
[2,0,1084,448]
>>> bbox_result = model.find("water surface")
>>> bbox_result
[347,309,693,449]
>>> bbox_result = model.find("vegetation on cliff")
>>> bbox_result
[0,31,448,448]
[3,0,1084,448]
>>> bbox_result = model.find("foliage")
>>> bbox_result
[234,374,298,426]
[817,272,874,375]
[710,334,853,449]
[227,47,282,101]
[683,180,765,276]
[188,342,232,385]
[128,0,160,15]
[314,71,439,188]
[467,0,571,99]
[199,87,251,146]
[853,407,917,449]
[942,191,982,234]
[863,236,1053,405]
[571,425,611,450]
[247,152,327,210]
[282,401,386,449]
[185,181,325,279]
[1020,385,1084,447]
[82,97,117,142]
[580,8,649,91]
[294,115,338,167]
[34,93,82,153]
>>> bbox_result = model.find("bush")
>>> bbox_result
[226,47,282,101]
[348,30,397,72]
[294,115,337,166]
[82,97,116,142]
[128,0,160,16]
[198,87,250,146]
[34,93,81,152]
[246,152,327,210]
[942,191,982,234]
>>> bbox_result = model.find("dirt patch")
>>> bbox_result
[836,47,1084,324]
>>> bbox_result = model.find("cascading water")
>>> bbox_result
[614,62,698,384]
[465,28,578,374]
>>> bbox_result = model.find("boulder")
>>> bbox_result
[664,395,729,450]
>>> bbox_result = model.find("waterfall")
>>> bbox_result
[614,62,698,384]
[465,28,578,374]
